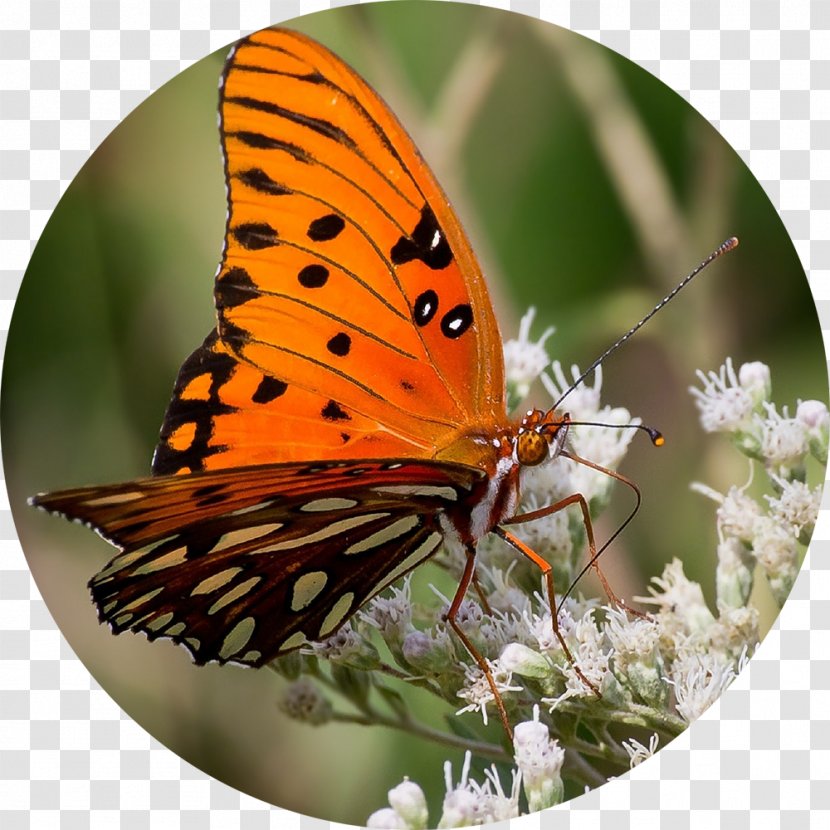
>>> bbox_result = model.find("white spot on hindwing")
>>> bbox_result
[300,497,358,512]
[191,567,243,596]
[219,616,256,659]
[259,513,389,552]
[207,577,261,614]
[280,631,308,651]
[318,592,355,637]
[291,570,328,611]
[372,485,458,501]
[213,524,283,551]
[343,515,420,555]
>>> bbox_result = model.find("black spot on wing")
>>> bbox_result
[413,289,438,326]
[216,267,257,309]
[326,333,351,357]
[298,264,329,288]
[252,376,288,404]
[440,304,473,339]
[390,206,452,270]
[307,214,345,241]
[232,222,278,250]
[236,167,290,195]
[321,400,350,422]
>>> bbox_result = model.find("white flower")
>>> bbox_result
[455,658,523,725]
[766,476,820,540]
[715,537,755,610]
[670,651,736,722]
[797,399,829,463]
[545,609,612,707]
[757,402,809,474]
[503,308,555,406]
[513,705,565,811]
[402,628,454,674]
[690,357,759,433]
[605,606,665,706]
[738,361,771,406]
[361,578,414,647]
[542,361,602,418]
[636,559,716,638]
[567,406,640,502]
[716,485,763,544]
[752,515,800,605]
[312,622,380,670]
[797,398,829,429]
[367,808,407,829]
[622,733,659,768]
[438,752,520,827]
[388,780,428,830]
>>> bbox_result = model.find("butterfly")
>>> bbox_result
[32,27,725,715]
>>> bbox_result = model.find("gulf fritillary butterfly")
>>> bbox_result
[30,27,733,720]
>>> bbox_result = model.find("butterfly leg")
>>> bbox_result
[492,524,601,698]
[445,545,513,739]
[503,493,623,611]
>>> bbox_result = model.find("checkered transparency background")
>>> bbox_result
[1,0,828,827]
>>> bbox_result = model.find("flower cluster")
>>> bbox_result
[270,320,823,823]
[690,358,826,606]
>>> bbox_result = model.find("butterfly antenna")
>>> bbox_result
[552,237,739,411]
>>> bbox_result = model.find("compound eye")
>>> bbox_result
[516,431,548,466]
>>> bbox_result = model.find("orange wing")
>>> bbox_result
[212,27,507,464]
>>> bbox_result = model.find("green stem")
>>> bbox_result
[330,710,510,764]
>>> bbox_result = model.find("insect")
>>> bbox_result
[31,27,736,732]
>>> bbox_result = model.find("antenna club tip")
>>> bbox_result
[649,428,665,447]
[722,236,739,252]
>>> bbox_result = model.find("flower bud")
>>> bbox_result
[388,780,428,830]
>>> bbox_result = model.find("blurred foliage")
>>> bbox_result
[2,2,826,825]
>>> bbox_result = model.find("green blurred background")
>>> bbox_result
[2,1,826,823]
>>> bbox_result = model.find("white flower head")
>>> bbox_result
[636,559,716,639]
[542,361,602,419]
[752,515,800,605]
[312,621,380,670]
[545,609,612,707]
[438,752,520,827]
[455,658,523,726]
[690,357,759,434]
[715,536,756,610]
[622,733,659,768]
[766,475,820,540]
[361,578,414,646]
[388,779,428,830]
[797,399,829,463]
[366,808,407,829]
[717,485,763,544]
[670,651,736,722]
[757,402,809,474]
[504,307,556,406]
[513,705,565,811]
[738,361,771,407]
[566,406,639,502]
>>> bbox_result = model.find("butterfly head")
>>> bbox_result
[515,408,571,467]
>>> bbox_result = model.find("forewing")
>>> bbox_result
[216,27,507,446]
